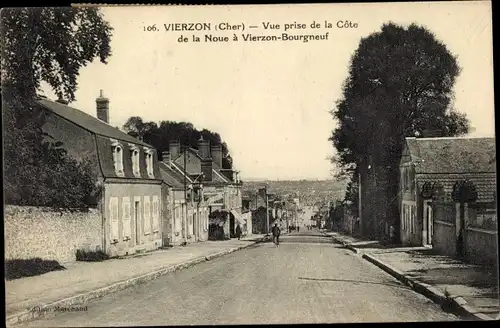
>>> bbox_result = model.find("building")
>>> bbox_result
[399,136,496,247]
[163,138,243,240]
[38,91,163,257]
[159,151,207,246]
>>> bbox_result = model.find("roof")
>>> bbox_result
[417,172,496,203]
[159,162,186,188]
[405,137,496,174]
[38,98,152,148]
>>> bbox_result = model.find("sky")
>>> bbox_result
[41,2,495,181]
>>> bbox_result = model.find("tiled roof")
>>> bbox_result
[406,137,496,174]
[417,173,496,203]
[38,98,152,148]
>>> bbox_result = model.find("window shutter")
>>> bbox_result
[123,197,131,239]
[144,196,151,234]
[152,196,159,232]
[110,197,119,241]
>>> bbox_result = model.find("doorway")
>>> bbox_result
[135,201,140,245]
[423,201,433,246]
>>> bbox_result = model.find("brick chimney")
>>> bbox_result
[198,136,211,160]
[96,90,109,123]
[161,151,171,167]
[201,159,213,182]
[169,140,180,160]
[211,145,222,168]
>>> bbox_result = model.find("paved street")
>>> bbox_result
[25,230,458,326]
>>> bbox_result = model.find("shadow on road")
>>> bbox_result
[298,277,411,290]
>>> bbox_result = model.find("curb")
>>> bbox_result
[322,232,361,254]
[6,238,266,327]
[362,253,493,321]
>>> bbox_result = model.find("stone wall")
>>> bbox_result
[4,205,102,264]
[465,227,498,267]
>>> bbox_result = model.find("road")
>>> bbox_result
[25,230,458,326]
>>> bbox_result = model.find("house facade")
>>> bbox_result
[399,136,497,249]
[159,150,208,246]
[38,91,163,257]
[161,138,243,242]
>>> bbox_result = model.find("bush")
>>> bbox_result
[75,249,109,262]
[5,258,66,280]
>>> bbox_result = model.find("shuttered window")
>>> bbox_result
[152,195,160,232]
[110,197,119,241]
[144,196,151,234]
[122,197,131,239]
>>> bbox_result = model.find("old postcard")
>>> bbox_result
[2,1,497,326]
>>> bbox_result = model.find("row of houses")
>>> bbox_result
[31,91,245,258]
[241,187,303,234]
[335,134,497,267]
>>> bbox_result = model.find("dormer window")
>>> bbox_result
[144,147,154,178]
[111,139,124,176]
[129,144,140,177]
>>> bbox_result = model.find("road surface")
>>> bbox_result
[24,230,458,326]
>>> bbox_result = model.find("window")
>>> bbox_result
[122,197,131,239]
[409,206,413,233]
[174,205,181,233]
[402,205,406,231]
[152,195,160,232]
[109,197,119,241]
[130,144,140,177]
[111,139,124,176]
[144,196,151,234]
[144,148,154,178]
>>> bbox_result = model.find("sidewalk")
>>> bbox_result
[323,230,499,321]
[6,234,268,326]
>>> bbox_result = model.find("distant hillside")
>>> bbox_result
[242,179,348,206]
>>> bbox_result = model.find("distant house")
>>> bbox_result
[38,91,163,257]
[399,136,496,247]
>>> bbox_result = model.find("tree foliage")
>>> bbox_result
[330,22,470,240]
[2,8,113,208]
[123,117,234,169]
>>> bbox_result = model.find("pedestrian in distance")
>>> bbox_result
[235,224,242,240]
[271,222,281,247]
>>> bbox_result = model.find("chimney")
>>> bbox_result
[198,136,211,160]
[169,140,180,160]
[56,97,69,105]
[201,159,213,182]
[161,151,171,167]
[211,145,223,168]
[96,90,109,123]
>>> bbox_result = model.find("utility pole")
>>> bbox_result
[183,145,188,243]
[265,185,269,235]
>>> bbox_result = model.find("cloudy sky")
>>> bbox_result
[42,2,494,180]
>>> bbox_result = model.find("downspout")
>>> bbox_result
[94,134,107,254]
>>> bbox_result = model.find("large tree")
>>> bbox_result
[2,8,113,207]
[123,117,234,169]
[330,22,469,241]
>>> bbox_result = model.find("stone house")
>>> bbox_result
[162,138,242,240]
[159,154,208,246]
[399,136,496,254]
[37,91,163,257]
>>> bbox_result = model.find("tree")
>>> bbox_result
[2,8,113,207]
[122,118,234,169]
[330,22,469,241]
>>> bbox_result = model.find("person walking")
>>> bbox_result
[235,224,242,240]
[271,223,281,247]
